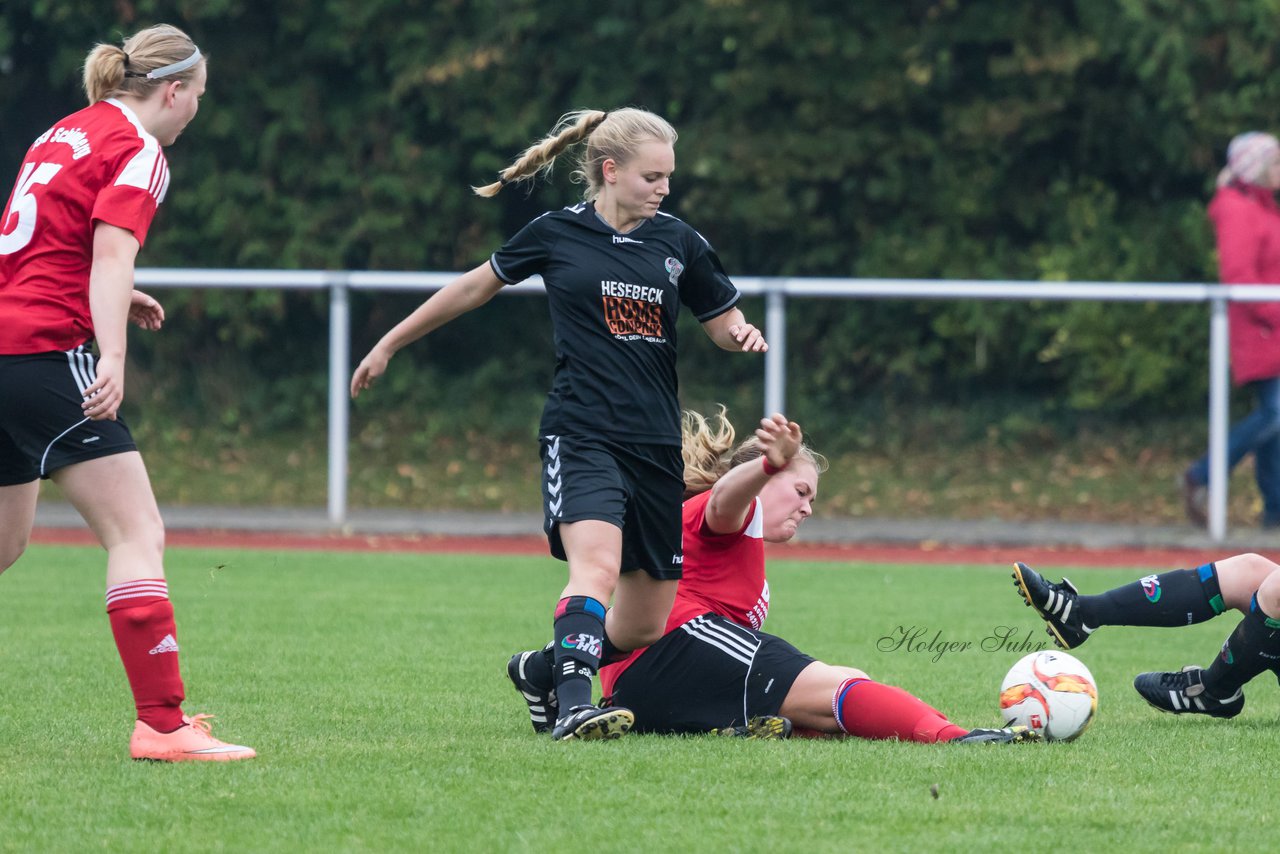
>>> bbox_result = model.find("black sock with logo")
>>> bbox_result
[1078,565,1224,627]
[552,596,606,714]
[1202,594,1280,699]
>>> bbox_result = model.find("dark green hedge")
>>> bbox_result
[3,1,1276,434]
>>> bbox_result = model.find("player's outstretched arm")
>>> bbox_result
[700,307,767,353]
[703,413,802,533]
[351,262,505,398]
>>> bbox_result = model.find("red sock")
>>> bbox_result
[106,579,186,733]
[833,678,967,743]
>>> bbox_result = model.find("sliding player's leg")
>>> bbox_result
[781,661,1035,744]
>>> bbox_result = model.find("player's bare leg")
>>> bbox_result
[606,570,678,651]
[779,661,868,733]
[0,479,39,574]
[53,451,164,584]
[1215,553,1280,612]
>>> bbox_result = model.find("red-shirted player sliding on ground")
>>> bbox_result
[0,25,254,761]
[509,408,1037,744]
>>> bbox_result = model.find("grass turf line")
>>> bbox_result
[1,546,1276,852]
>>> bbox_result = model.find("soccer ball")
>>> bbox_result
[998,650,1098,742]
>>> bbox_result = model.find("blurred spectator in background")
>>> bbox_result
[1182,132,1280,528]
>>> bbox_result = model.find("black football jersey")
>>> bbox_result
[490,201,740,445]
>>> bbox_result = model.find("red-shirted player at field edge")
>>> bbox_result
[0,25,254,761]
[512,408,1039,743]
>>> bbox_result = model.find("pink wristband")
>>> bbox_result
[762,457,789,476]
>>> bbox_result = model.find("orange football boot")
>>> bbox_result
[130,714,257,762]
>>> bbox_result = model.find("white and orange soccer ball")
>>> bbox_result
[998,650,1098,742]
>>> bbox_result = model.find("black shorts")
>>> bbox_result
[606,613,815,733]
[539,434,683,580]
[0,346,137,486]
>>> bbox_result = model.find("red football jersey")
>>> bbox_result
[0,99,169,354]
[600,489,771,698]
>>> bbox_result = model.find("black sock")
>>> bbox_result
[552,596,606,713]
[1078,564,1225,628]
[1202,594,1280,698]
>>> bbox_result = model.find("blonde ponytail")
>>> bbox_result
[473,110,608,197]
[682,406,738,497]
[82,44,128,104]
[82,24,202,104]
[474,107,676,200]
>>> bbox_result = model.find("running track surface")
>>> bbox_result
[29,527,1230,568]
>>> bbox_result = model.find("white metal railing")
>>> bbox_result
[132,268,1280,542]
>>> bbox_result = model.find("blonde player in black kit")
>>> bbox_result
[351,108,768,740]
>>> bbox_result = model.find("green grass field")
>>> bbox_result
[2,545,1276,852]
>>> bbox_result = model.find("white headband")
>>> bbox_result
[144,47,202,79]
